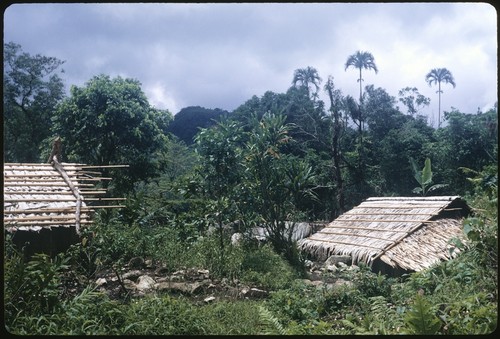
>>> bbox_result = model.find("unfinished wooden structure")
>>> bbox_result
[4,159,127,256]
[298,196,471,275]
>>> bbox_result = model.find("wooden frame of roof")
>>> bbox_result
[4,161,127,234]
[298,196,471,272]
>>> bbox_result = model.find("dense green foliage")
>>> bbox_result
[49,74,173,194]
[3,42,65,162]
[3,43,497,335]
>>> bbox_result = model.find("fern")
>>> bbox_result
[404,293,442,334]
[258,305,286,335]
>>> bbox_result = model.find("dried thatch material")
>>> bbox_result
[298,196,470,272]
[4,162,126,233]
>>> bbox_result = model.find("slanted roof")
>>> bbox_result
[4,162,126,234]
[298,196,471,272]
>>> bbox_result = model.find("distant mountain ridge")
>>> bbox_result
[167,106,230,145]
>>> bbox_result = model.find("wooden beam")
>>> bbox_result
[4,191,106,195]
[4,173,79,178]
[4,215,90,221]
[4,208,95,214]
[79,165,129,169]
[83,205,126,209]
[343,212,434,216]
[3,182,94,187]
[356,205,444,209]
[322,225,412,233]
[334,218,435,223]
[4,198,78,202]
[84,197,126,201]
[5,220,94,226]
[316,230,397,241]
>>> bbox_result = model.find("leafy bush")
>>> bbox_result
[240,243,297,290]
[351,263,395,298]
[404,293,442,335]
[4,248,70,326]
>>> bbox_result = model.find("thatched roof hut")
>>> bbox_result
[3,161,126,256]
[298,196,471,274]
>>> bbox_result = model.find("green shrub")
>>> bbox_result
[200,300,262,335]
[123,295,206,335]
[4,249,69,324]
[189,234,244,280]
[351,263,395,298]
[240,243,297,290]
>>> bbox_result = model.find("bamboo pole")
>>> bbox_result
[334,218,436,223]
[4,179,77,182]
[4,215,90,221]
[78,178,112,181]
[4,208,94,214]
[5,220,94,226]
[79,165,129,169]
[4,198,78,202]
[343,212,434,216]
[3,182,94,187]
[51,155,84,235]
[82,205,126,209]
[355,205,444,209]
[4,168,82,173]
[84,197,126,201]
[4,191,106,195]
[317,230,397,241]
[323,225,412,233]
[4,173,79,178]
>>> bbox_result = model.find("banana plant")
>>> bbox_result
[410,157,448,196]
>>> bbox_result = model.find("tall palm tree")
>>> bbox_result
[344,50,378,102]
[425,68,456,128]
[292,66,322,100]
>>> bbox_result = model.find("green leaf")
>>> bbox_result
[422,158,433,185]
[404,294,441,335]
[409,157,422,185]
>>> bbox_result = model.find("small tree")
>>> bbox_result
[243,112,317,266]
[410,157,448,196]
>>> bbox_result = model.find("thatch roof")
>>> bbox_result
[298,196,471,272]
[4,162,126,234]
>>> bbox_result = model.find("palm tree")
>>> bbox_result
[425,68,456,128]
[292,66,322,100]
[344,50,378,102]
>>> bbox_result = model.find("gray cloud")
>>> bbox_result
[4,3,497,123]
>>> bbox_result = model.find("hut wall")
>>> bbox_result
[10,227,80,259]
[370,258,410,277]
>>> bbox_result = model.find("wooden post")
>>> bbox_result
[47,136,62,163]
[51,154,83,235]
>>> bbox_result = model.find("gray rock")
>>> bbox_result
[136,275,156,291]
[337,262,348,268]
[123,279,136,290]
[231,233,243,246]
[122,270,143,281]
[326,264,338,272]
[241,287,268,299]
[95,277,107,286]
[154,281,204,295]
[204,296,216,303]
[325,255,352,266]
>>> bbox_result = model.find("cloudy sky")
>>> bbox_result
[4,2,497,125]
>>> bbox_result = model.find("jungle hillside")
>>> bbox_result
[3,42,498,335]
